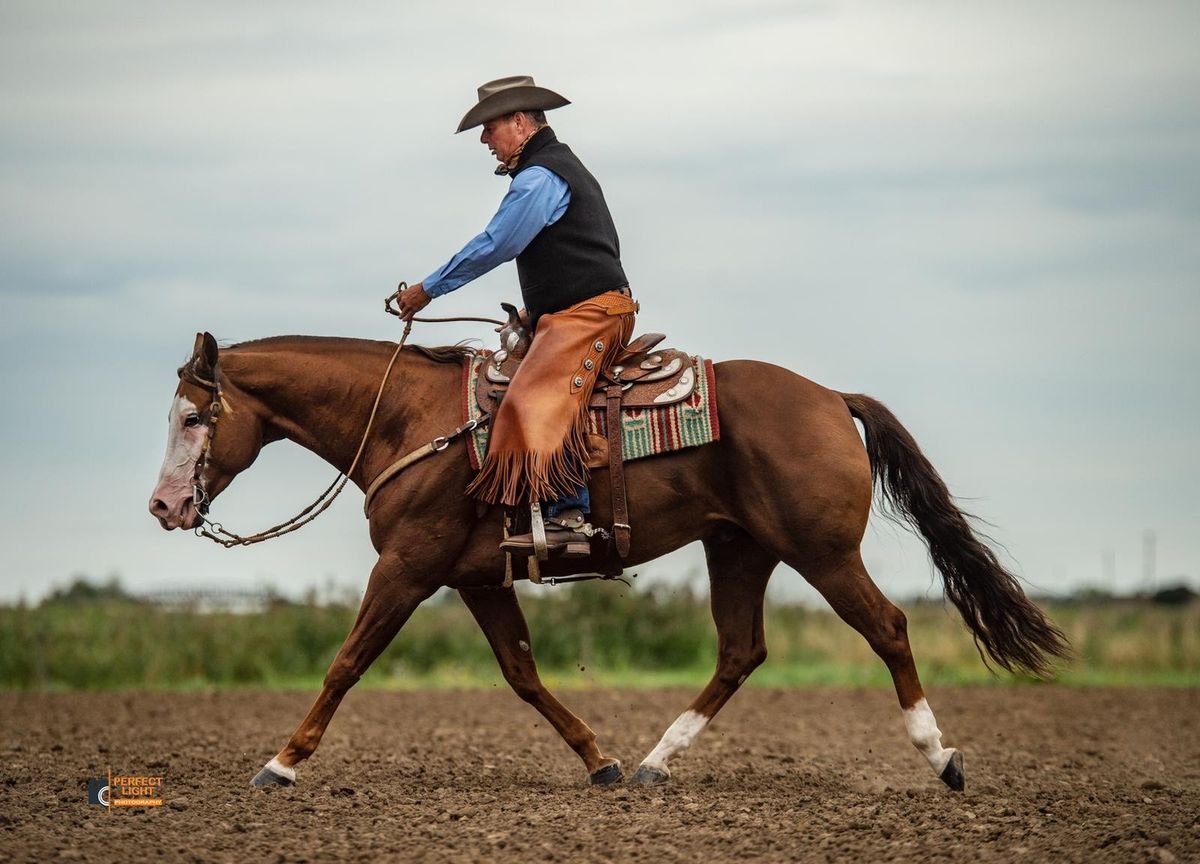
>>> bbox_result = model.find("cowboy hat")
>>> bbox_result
[456,75,570,134]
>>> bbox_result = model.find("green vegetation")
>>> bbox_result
[1,579,1196,690]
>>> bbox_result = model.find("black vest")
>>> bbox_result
[510,127,628,329]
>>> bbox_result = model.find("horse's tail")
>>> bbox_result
[841,392,1070,677]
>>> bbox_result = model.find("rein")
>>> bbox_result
[185,284,502,548]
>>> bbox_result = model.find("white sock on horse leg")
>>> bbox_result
[640,710,709,771]
[902,698,954,774]
[265,757,296,782]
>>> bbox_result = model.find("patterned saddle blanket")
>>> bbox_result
[461,346,720,470]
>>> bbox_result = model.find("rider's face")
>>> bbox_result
[480,113,528,164]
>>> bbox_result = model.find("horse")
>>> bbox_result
[149,331,1068,792]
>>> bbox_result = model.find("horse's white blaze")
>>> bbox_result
[903,698,953,774]
[265,757,296,782]
[151,395,206,521]
[640,709,709,770]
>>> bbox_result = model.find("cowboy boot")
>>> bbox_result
[500,507,593,559]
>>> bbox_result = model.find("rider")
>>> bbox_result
[395,76,636,558]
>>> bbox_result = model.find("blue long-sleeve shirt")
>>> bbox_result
[423,166,571,297]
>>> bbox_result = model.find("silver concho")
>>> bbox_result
[652,367,696,404]
[638,356,683,382]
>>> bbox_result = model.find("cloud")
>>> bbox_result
[1,1,1198,603]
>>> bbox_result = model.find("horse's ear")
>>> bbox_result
[192,331,220,375]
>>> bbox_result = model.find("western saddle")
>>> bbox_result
[477,304,697,584]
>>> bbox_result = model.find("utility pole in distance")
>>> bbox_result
[1142,530,1157,594]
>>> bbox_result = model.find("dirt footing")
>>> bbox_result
[1,687,1196,862]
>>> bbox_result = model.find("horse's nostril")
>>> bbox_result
[150,498,169,516]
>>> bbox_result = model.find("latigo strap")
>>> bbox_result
[606,383,631,558]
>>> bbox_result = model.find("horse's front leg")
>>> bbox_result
[458,585,623,785]
[250,551,436,787]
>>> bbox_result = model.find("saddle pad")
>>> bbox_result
[462,354,720,470]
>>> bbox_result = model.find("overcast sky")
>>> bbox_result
[1,1,1197,606]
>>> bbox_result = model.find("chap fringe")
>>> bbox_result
[465,403,594,505]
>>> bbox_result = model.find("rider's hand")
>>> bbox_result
[397,282,432,321]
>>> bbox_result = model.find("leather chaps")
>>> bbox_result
[465,289,636,506]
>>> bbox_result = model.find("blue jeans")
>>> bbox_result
[546,484,589,518]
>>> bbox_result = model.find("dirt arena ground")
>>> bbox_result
[1,687,1196,863]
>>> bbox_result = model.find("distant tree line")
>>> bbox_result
[21,575,1199,610]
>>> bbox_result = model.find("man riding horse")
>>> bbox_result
[394,76,637,558]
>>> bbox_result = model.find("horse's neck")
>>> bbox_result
[221,339,458,481]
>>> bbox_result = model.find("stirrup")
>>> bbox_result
[530,501,549,561]
[499,506,597,561]
[499,527,593,560]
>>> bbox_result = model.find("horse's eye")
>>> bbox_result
[184,414,202,428]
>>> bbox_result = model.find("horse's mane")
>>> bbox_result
[408,344,479,364]
[222,335,478,365]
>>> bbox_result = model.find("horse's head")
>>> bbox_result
[148,332,265,531]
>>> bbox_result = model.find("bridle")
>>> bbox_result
[181,285,501,548]
[177,363,224,532]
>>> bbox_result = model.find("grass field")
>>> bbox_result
[1,580,1196,690]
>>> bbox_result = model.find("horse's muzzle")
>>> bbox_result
[149,495,197,531]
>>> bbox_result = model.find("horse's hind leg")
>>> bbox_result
[459,585,623,785]
[801,549,965,791]
[630,529,777,786]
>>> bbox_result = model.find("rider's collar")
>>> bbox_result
[494,124,549,176]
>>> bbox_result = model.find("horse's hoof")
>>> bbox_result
[939,749,965,792]
[589,760,624,786]
[629,763,670,787]
[249,759,295,788]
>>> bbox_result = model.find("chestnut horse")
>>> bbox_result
[149,331,1067,792]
